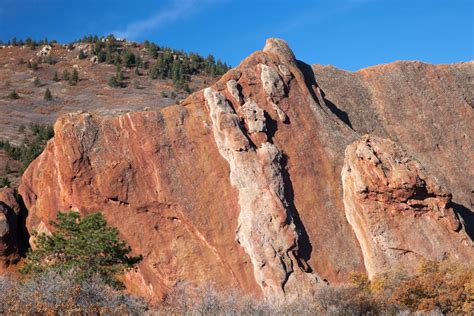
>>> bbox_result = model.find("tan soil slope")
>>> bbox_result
[0,43,215,145]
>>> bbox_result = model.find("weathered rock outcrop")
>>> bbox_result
[312,61,474,208]
[16,39,473,302]
[204,86,321,301]
[342,135,473,278]
[0,188,25,270]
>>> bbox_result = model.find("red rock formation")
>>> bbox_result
[342,135,473,278]
[0,188,24,271]
[312,61,474,208]
[16,39,473,302]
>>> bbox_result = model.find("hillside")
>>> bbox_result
[0,36,229,187]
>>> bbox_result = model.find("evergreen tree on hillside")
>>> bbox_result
[62,69,70,81]
[78,49,86,59]
[33,77,41,87]
[69,69,79,85]
[108,74,120,88]
[44,88,52,101]
[122,49,136,67]
[7,90,19,100]
[46,55,55,65]
[97,50,106,63]
[21,211,142,289]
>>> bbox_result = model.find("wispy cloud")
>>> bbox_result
[277,0,370,35]
[110,0,198,40]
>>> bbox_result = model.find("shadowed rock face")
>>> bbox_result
[16,39,473,302]
[342,135,473,278]
[0,188,25,270]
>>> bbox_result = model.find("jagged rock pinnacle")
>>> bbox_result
[262,38,296,64]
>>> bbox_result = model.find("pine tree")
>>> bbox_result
[78,49,86,60]
[122,49,136,68]
[33,77,41,87]
[28,61,38,71]
[117,71,124,82]
[53,70,59,82]
[7,90,19,100]
[69,68,79,85]
[46,55,55,65]
[97,50,106,63]
[108,74,120,88]
[44,88,52,101]
[62,69,70,81]
[21,211,142,289]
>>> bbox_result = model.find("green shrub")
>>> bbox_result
[122,49,136,68]
[33,77,41,87]
[7,90,19,100]
[69,68,79,85]
[108,74,120,88]
[133,80,141,89]
[52,70,59,82]
[0,177,11,188]
[78,49,86,59]
[21,211,142,289]
[44,88,52,101]
[46,55,55,65]
[0,123,54,173]
[62,69,70,81]
[30,61,38,71]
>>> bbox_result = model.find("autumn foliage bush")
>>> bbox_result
[350,260,474,314]
[155,260,472,315]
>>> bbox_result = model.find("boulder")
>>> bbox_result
[342,135,473,278]
[36,45,52,57]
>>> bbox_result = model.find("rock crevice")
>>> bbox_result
[204,87,319,302]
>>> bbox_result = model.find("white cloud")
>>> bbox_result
[110,0,198,40]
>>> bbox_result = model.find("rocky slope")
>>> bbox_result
[5,39,472,303]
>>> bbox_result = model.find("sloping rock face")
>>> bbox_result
[17,39,473,302]
[18,39,363,302]
[0,188,25,271]
[312,61,474,208]
[342,135,473,278]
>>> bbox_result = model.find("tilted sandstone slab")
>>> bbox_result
[312,61,474,208]
[16,38,473,302]
[342,135,474,278]
[19,39,364,301]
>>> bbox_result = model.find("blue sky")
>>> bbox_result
[0,0,472,71]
